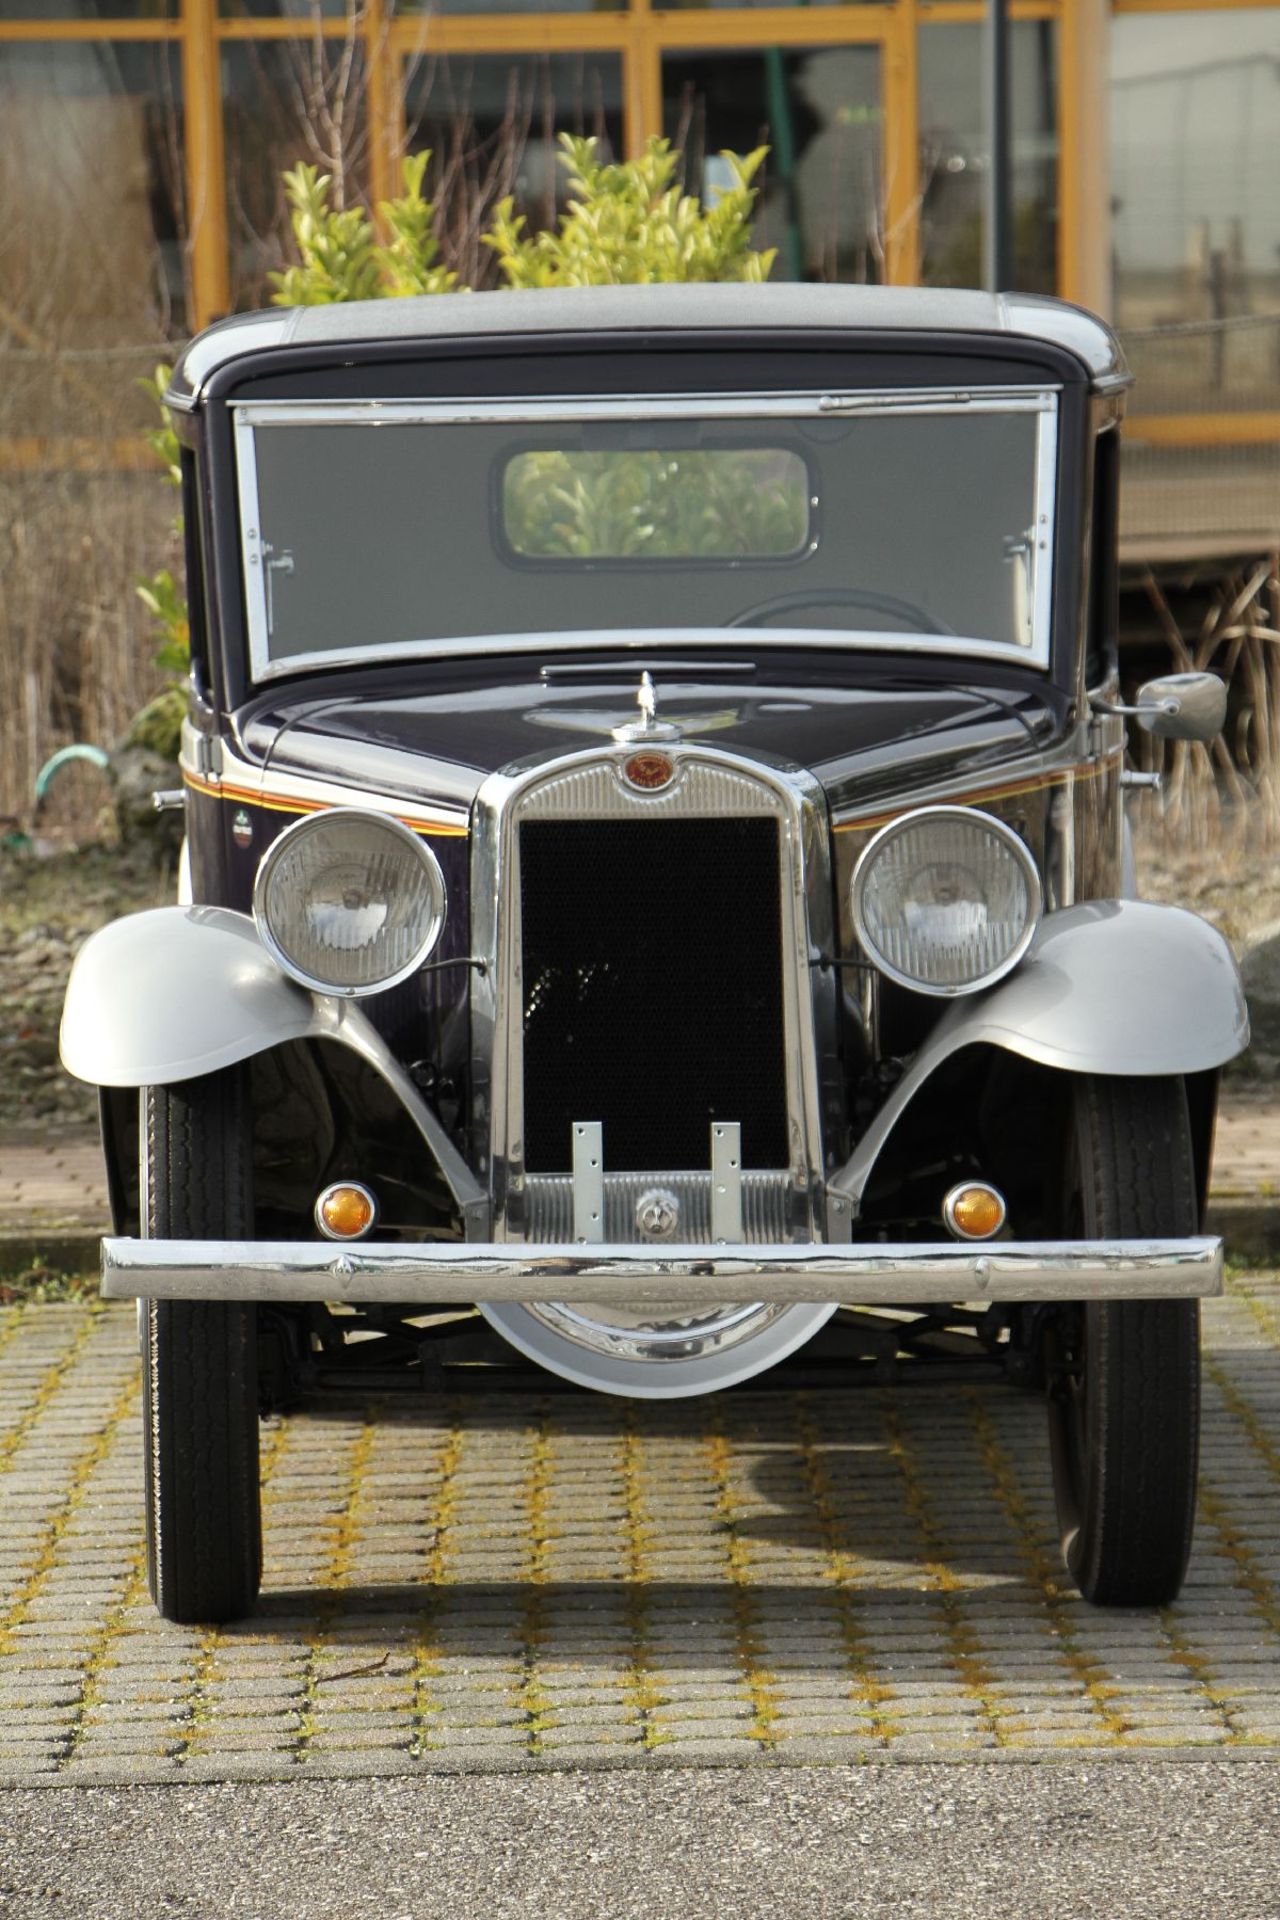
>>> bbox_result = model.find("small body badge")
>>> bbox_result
[635,1187,681,1241]
[232,807,254,849]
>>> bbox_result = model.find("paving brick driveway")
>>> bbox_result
[2,1279,1280,1786]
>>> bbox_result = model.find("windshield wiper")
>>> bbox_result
[818,392,975,413]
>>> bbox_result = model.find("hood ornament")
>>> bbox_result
[611,671,682,745]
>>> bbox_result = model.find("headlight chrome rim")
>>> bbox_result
[253,806,447,997]
[851,804,1041,998]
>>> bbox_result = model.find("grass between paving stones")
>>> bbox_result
[0,1265,100,1306]
[7,1278,1280,1776]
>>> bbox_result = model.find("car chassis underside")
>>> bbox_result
[255,1298,1060,1404]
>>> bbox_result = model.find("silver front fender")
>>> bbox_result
[62,907,314,1086]
[60,905,484,1216]
[831,900,1248,1214]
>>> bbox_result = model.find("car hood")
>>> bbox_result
[240,660,1068,821]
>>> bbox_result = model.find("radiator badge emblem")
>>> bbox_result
[635,1187,681,1241]
[623,750,674,790]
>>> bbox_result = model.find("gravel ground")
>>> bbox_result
[1133,834,1280,959]
[2,1763,1278,1919]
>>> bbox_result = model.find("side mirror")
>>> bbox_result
[1133,672,1227,743]
[1092,672,1227,744]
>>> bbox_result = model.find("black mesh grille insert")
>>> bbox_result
[519,816,788,1174]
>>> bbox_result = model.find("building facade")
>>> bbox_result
[1,0,1278,555]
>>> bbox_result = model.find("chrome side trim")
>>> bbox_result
[102,1236,1223,1305]
[247,628,1055,687]
[230,390,1058,428]
[829,719,1105,834]
[178,721,472,838]
[233,407,271,676]
[1031,399,1057,657]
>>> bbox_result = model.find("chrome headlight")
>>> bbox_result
[851,805,1041,997]
[253,808,447,996]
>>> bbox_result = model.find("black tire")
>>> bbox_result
[1047,1075,1201,1608]
[142,1066,262,1624]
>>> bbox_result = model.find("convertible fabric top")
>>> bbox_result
[169,282,1128,409]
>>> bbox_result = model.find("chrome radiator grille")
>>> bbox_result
[519,815,788,1175]
[479,746,828,1248]
[523,1170,797,1245]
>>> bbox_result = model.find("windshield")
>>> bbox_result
[233,392,1057,680]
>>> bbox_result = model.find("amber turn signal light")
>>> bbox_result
[942,1181,1007,1242]
[315,1182,378,1241]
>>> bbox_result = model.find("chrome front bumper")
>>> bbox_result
[101,1236,1223,1304]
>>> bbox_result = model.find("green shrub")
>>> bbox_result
[134,363,190,761]
[269,151,458,305]
[485,135,774,288]
[503,448,806,561]
[268,135,771,304]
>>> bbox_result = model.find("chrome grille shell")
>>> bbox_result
[470,743,837,1246]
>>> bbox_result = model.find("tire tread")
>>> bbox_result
[1051,1075,1201,1608]
[143,1068,261,1625]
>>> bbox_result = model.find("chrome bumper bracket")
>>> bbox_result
[102,1236,1223,1305]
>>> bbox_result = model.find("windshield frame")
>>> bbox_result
[231,387,1060,685]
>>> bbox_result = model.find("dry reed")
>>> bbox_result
[1129,559,1280,855]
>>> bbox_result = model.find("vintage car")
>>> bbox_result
[61,283,1248,1627]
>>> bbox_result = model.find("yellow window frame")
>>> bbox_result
[1,0,1276,466]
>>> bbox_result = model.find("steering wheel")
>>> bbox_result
[726,587,955,638]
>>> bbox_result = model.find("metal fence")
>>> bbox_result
[1118,315,1280,560]
[1122,313,1280,418]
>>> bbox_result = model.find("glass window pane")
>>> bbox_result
[662,47,883,283]
[219,1,349,17]
[0,2,178,19]
[918,21,1058,295]
[1111,11,1280,413]
[243,400,1048,667]
[502,447,812,559]
[654,0,871,10]
[402,51,623,288]
[223,37,369,312]
[0,40,186,397]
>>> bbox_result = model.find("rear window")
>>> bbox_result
[500,446,812,562]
